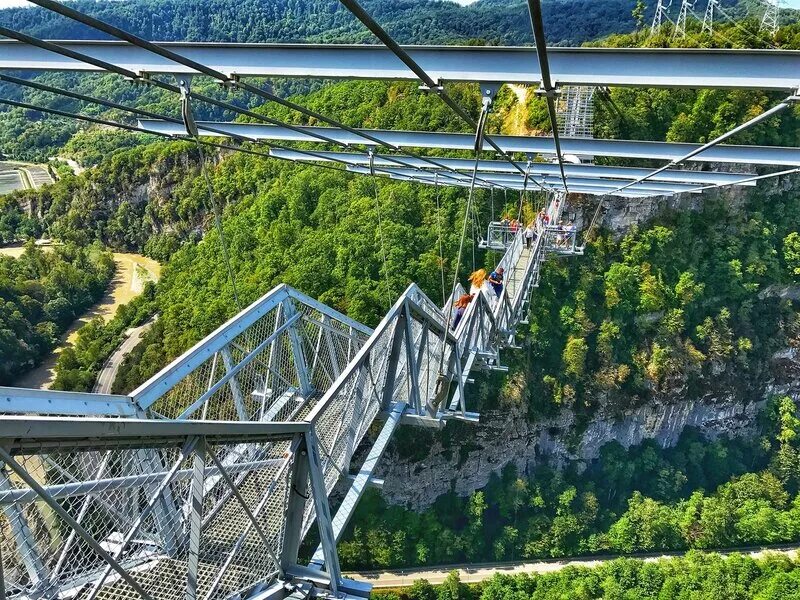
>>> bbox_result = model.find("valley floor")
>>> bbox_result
[346,544,800,588]
[0,245,161,389]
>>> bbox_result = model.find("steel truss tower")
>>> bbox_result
[702,0,718,35]
[760,0,780,36]
[651,0,671,35]
[674,0,694,38]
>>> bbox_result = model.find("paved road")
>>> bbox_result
[345,545,800,588]
[93,317,157,394]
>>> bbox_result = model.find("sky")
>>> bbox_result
[1,0,800,9]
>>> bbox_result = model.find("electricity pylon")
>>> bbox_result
[701,0,718,35]
[674,0,695,38]
[650,0,670,35]
[760,0,780,36]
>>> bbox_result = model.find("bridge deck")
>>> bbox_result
[505,246,532,302]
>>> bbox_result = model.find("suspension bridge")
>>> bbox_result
[0,0,798,599]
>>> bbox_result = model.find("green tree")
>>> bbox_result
[784,232,800,278]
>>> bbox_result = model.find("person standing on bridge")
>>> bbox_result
[524,222,536,249]
[469,268,486,292]
[488,267,504,299]
[451,293,474,330]
[565,220,577,250]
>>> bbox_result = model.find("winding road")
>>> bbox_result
[345,545,800,588]
[0,246,161,389]
[93,316,157,394]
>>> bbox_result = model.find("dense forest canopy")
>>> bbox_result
[0,242,114,384]
[0,0,678,45]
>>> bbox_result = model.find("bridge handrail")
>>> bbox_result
[0,416,335,600]
[131,285,372,412]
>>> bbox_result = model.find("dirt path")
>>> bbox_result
[0,248,161,389]
[504,84,534,136]
[347,545,800,588]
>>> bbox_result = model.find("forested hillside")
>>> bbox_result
[0,0,647,46]
[0,0,799,583]
[0,242,114,384]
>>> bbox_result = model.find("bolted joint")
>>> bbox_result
[418,81,444,94]
[535,83,561,99]
[127,71,150,86]
[223,73,243,89]
[789,86,800,103]
[480,82,503,110]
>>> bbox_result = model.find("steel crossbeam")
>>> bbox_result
[137,121,800,166]
[268,149,757,185]
[372,170,678,197]
[345,165,703,194]
[1,41,798,90]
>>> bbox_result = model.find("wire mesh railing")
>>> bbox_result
[0,418,317,600]
[0,194,558,600]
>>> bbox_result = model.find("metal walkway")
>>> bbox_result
[0,0,797,598]
[0,194,560,600]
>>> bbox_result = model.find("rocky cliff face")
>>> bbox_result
[377,175,800,511]
[378,346,800,510]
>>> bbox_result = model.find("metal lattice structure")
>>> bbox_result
[761,0,780,36]
[0,0,799,598]
[651,0,672,35]
[702,0,718,34]
[674,0,695,38]
[557,87,595,139]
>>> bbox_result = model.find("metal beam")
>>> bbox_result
[270,147,757,186]
[0,386,138,417]
[527,0,568,193]
[0,416,308,451]
[0,26,499,192]
[0,20,508,191]
[139,121,800,166]
[380,171,659,196]
[2,41,799,89]
[311,401,406,565]
[345,165,702,193]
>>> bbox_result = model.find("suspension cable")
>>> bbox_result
[180,82,243,311]
[440,153,482,360]
[194,138,243,310]
[517,160,532,222]
[369,151,392,308]
[434,173,447,306]
[527,0,569,195]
